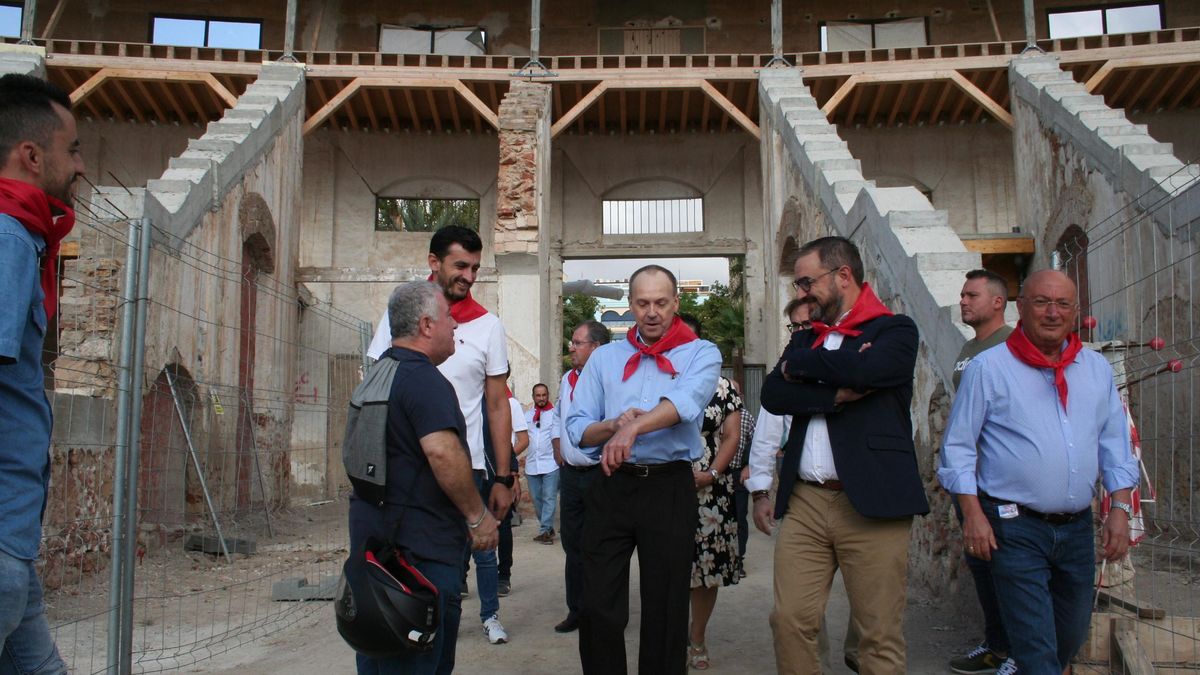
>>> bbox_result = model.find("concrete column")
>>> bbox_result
[494,81,554,399]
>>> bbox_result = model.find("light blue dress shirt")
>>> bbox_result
[566,333,722,464]
[938,341,1139,514]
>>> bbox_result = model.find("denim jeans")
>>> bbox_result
[463,471,499,622]
[355,557,463,675]
[953,503,1009,653]
[0,549,66,675]
[526,469,560,536]
[983,498,1094,675]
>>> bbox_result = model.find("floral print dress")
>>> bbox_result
[691,376,744,589]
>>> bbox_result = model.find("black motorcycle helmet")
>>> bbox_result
[335,539,440,657]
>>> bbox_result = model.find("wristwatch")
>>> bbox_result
[1110,499,1133,518]
[494,474,515,488]
[751,490,770,501]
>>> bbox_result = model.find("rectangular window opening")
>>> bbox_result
[379,26,487,55]
[375,197,480,232]
[820,17,928,52]
[151,15,262,49]
[602,198,703,235]
[1047,3,1163,39]
[0,4,23,38]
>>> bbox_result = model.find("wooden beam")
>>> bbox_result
[928,80,954,124]
[41,0,69,39]
[908,80,931,126]
[1144,65,1185,111]
[960,236,1035,254]
[865,82,886,127]
[679,89,689,132]
[60,69,104,119]
[451,80,498,129]
[971,69,1005,123]
[574,84,585,134]
[598,90,606,134]
[383,89,400,131]
[1106,70,1136,108]
[1109,618,1156,675]
[658,88,668,133]
[179,82,205,125]
[401,87,420,131]
[619,89,627,134]
[720,82,734,132]
[638,89,647,133]
[553,83,563,119]
[821,75,860,118]
[1121,67,1157,111]
[201,73,238,108]
[552,81,610,137]
[302,78,362,135]
[446,87,461,132]
[359,87,379,131]
[69,67,111,107]
[949,71,1013,128]
[887,82,909,127]
[844,81,864,126]
[1167,67,1200,110]
[948,72,975,124]
[743,82,756,123]
[425,88,441,132]
[133,79,166,122]
[698,80,760,139]
[699,89,711,132]
[1086,61,1116,93]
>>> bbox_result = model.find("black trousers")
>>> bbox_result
[559,464,599,616]
[579,463,698,675]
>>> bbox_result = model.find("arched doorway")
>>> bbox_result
[1054,224,1090,338]
[237,194,276,513]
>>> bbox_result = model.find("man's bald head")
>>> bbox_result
[1022,270,1077,298]
[1017,270,1080,357]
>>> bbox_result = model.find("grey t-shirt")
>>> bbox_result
[952,325,1013,390]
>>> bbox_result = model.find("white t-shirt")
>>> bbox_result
[367,308,509,470]
[524,406,560,476]
[509,397,528,446]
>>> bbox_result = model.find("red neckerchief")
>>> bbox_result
[533,400,554,424]
[622,316,698,381]
[567,369,580,401]
[0,178,76,319]
[810,282,892,349]
[427,272,487,323]
[1005,321,1083,411]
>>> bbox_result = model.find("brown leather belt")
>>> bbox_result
[802,479,844,491]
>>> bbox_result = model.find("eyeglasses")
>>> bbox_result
[785,322,807,332]
[570,339,595,348]
[791,268,839,293]
[1019,296,1078,312]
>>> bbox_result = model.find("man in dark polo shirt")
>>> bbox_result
[349,280,499,675]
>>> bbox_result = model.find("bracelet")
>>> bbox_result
[751,490,770,501]
[708,468,719,481]
[467,509,487,529]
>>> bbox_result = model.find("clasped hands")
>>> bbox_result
[600,407,647,476]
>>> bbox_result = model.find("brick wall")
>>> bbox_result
[495,81,552,255]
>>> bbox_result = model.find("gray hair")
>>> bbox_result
[388,281,442,340]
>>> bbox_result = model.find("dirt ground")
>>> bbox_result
[182,510,980,675]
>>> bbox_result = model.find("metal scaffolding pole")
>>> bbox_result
[282,0,298,61]
[766,0,790,67]
[1023,0,1041,52]
[105,219,141,675]
[118,218,152,675]
[19,0,36,44]
[530,0,540,62]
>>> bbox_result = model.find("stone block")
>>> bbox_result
[914,251,980,272]
[271,575,338,602]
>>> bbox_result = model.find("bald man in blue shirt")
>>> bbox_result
[566,264,721,675]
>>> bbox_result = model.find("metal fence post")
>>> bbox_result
[105,218,141,675]
[118,218,152,674]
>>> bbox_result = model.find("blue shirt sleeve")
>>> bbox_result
[0,230,40,361]
[566,354,605,454]
[937,357,989,496]
[1097,363,1139,493]
[662,341,722,425]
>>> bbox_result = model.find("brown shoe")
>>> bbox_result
[554,614,579,633]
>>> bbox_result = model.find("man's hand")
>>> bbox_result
[601,423,639,476]
[511,474,523,506]
[553,447,564,468]
[962,508,998,561]
[752,496,776,535]
[468,511,500,551]
[489,483,512,520]
[740,465,750,484]
[1101,508,1131,561]
[616,408,646,428]
[692,469,715,491]
[834,388,870,405]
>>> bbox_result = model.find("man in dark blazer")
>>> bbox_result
[756,236,928,675]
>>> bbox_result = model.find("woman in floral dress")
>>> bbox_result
[687,365,744,670]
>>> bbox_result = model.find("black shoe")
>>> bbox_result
[554,614,579,633]
[844,655,860,673]
[498,580,511,597]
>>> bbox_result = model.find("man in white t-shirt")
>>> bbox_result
[523,383,560,544]
[366,225,515,645]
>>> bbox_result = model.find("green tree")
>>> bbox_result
[695,257,746,371]
[678,291,702,317]
[375,198,480,232]
[562,293,601,370]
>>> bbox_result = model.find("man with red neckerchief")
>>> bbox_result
[940,270,1137,675]
[759,236,928,675]
[366,225,515,646]
[0,73,84,675]
[566,265,721,675]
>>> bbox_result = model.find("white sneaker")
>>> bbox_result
[996,658,1018,675]
[483,615,508,644]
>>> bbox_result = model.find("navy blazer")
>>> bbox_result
[760,313,930,520]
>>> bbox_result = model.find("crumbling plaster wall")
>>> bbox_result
[842,124,1017,236]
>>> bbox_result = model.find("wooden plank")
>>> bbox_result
[1121,66,1158,111]
[179,81,206,124]
[908,80,931,125]
[1106,70,1136,108]
[399,87,419,132]
[887,82,909,127]
[949,70,1013,128]
[698,80,759,139]
[929,80,954,124]
[971,69,1005,123]
[1144,65,1186,111]
[821,75,859,117]
[961,236,1035,254]
[678,89,689,132]
[446,87,461,132]
[60,68,103,119]
[1097,588,1167,620]
[132,79,166,122]
[658,88,668,133]
[552,81,610,137]
[59,240,79,257]
[720,82,734,132]
[425,88,441,132]
[1167,67,1200,110]
[948,73,975,124]
[302,78,362,135]
[552,83,563,119]
[598,90,606,133]
[865,82,886,127]
[41,0,69,39]
[154,81,186,124]
[1110,618,1156,675]
[451,80,498,129]
[575,83,585,134]
[619,89,627,134]
[845,82,864,126]
[358,87,379,131]
[68,67,111,107]
[638,89,647,133]
[1086,61,1117,93]
[201,73,238,108]
[382,89,400,131]
[699,88,711,132]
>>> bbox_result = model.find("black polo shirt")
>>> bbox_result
[348,347,469,565]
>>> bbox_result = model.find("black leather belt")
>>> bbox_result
[802,479,844,491]
[980,491,1089,525]
[615,460,691,478]
[564,463,598,473]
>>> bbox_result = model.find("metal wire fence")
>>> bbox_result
[39,201,368,673]
[1053,162,1200,670]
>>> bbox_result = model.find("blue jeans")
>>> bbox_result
[355,557,463,675]
[0,550,66,675]
[526,469,560,536]
[983,499,1094,675]
[954,503,1009,653]
[463,471,499,622]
